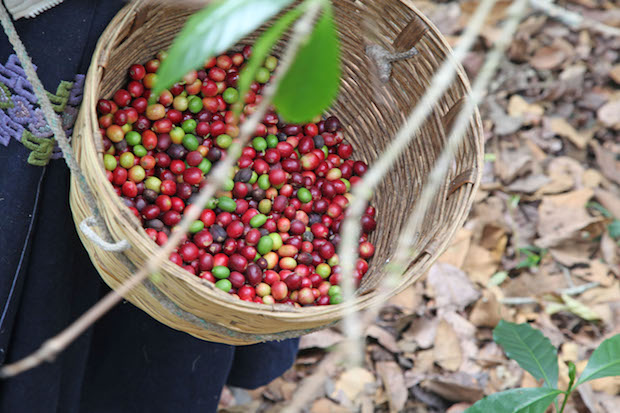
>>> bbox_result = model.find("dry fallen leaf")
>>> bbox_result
[438,228,473,268]
[434,318,463,372]
[549,117,593,149]
[590,376,620,396]
[610,64,620,84]
[402,317,438,349]
[508,95,544,125]
[469,290,502,327]
[576,383,605,413]
[536,156,583,195]
[264,377,297,402]
[366,325,401,354]
[332,367,376,402]
[595,188,620,219]
[592,141,620,185]
[497,144,533,183]
[409,349,436,376]
[597,99,620,129]
[536,189,600,248]
[460,0,512,24]
[582,168,603,189]
[600,233,618,268]
[573,260,614,287]
[507,173,552,194]
[443,311,481,375]
[299,329,345,350]
[462,244,499,285]
[421,373,484,403]
[579,281,620,306]
[387,284,424,313]
[428,263,481,311]
[376,361,408,413]
[446,402,473,413]
[549,244,594,267]
[310,398,350,413]
[530,46,566,70]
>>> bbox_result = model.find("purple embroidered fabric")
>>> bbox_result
[0,54,85,160]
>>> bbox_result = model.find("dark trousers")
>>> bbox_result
[0,1,298,412]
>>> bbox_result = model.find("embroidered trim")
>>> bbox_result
[21,129,54,166]
[0,54,84,165]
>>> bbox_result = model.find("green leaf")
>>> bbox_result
[465,388,562,413]
[237,4,305,106]
[153,0,294,98]
[493,320,559,388]
[578,334,620,385]
[273,2,340,123]
[567,361,577,385]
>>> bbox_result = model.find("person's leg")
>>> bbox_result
[0,163,104,413]
[79,297,236,413]
[226,338,299,389]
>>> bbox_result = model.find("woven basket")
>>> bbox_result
[69,0,483,344]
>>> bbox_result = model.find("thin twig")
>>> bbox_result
[529,0,620,37]
[280,350,343,413]
[337,0,500,368]
[0,0,323,379]
[285,0,531,409]
[501,281,601,305]
[393,0,529,270]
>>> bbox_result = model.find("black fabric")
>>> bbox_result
[0,2,299,412]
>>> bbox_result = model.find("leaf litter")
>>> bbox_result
[219,0,620,411]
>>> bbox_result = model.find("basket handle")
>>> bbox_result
[365,14,428,83]
[79,216,131,252]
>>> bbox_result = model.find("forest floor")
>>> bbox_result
[219,0,620,411]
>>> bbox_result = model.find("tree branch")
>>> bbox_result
[337,0,501,368]
[0,0,324,379]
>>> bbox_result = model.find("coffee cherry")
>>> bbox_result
[361,215,376,232]
[180,243,199,262]
[103,51,381,305]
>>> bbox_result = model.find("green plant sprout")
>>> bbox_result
[466,320,620,413]
[152,0,340,124]
[516,245,546,269]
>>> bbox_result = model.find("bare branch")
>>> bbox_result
[393,0,529,270]
[337,0,501,368]
[284,0,531,409]
[0,0,323,379]
[529,0,620,37]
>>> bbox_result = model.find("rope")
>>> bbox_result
[365,44,419,82]
[79,216,130,252]
[0,2,115,242]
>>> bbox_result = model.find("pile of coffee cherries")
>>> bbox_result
[97,47,377,306]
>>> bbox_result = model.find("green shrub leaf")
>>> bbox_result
[578,334,620,385]
[272,2,340,123]
[465,388,562,413]
[237,4,305,107]
[493,320,558,388]
[153,0,294,98]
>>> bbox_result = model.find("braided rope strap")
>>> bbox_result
[79,216,130,252]
[0,3,130,249]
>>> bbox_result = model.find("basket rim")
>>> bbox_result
[72,0,484,323]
